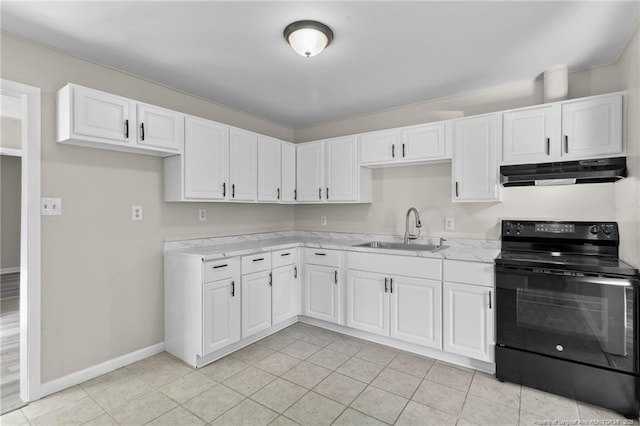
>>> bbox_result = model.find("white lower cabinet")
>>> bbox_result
[272,249,299,324]
[346,270,389,336]
[203,277,240,355]
[305,264,340,324]
[241,270,272,339]
[443,260,495,363]
[390,275,441,348]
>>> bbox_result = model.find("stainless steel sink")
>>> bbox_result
[352,241,448,252]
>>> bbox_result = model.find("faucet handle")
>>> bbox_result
[439,237,447,247]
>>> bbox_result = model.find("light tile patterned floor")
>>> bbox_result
[1,322,636,425]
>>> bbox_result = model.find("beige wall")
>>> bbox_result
[293,38,638,268]
[0,32,294,382]
[1,155,21,270]
[1,117,22,150]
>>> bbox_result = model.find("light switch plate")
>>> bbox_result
[320,216,327,226]
[41,198,62,216]
[198,209,206,221]
[132,205,143,221]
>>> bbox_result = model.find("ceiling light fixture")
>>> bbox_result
[284,20,333,58]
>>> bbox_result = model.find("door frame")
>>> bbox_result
[1,78,42,402]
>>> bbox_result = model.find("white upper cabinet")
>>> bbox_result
[452,114,501,203]
[281,142,297,202]
[257,136,282,202]
[183,117,229,200]
[326,136,359,201]
[229,128,258,202]
[72,85,133,143]
[297,137,371,203]
[136,103,183,152]
[58,83,182,156]
[296,141,325,202]
[561,94,623,160]
[502,105,558,165]
[360,121,450,166]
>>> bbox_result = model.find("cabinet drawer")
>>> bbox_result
[242,252,272,275]
[203,258,240,283]
[304,248,340,267]
[347,252,441,280]
[443,260,494,287]
[272,248,297,268]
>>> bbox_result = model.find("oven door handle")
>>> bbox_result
[496,266,636,288]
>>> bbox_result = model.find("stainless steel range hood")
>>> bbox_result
[500,157,627,187]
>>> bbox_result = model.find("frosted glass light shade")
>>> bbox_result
[284,21,333,58]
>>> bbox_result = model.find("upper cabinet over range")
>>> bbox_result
[57,83,183,156]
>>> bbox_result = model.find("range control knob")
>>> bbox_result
[515,223,523,235]
[603,225,613,236]
[589,225,600,235]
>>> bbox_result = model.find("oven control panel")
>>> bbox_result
[502,220,618,240]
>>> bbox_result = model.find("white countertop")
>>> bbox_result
[164,231,500,263]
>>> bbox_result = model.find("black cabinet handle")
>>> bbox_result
[252,257,265,262]
[546,138,550,155]
[269,272,272,286]
[392,144,395,158]
[402,143,405,158]
[124,119,129,138]
[326,187,329,199]
[280,252,291,257]
[232,184,235,198]
[489,291,492,309]
[315,252,327,256]
[334,270,338,284]
[455,182,459,197]
[294,189,297,200]
[319,187,322,200]
[223,182,226,197]
[213,264,228,269]
[384,277,389,293]
[277,188,280,200]
[140,122,145,141]
[390,278,394,293]
[294,266,297,279]
[231,281,235,297]
[564,135,569,154]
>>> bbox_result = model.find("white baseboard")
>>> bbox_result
[1,267,20,275]
[38,342,165,399]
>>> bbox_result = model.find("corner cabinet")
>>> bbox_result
[452,114,501,203]
[303,249,342,324]
[296,136,372,203]
[442,260,495,363]
[57,83,183,156]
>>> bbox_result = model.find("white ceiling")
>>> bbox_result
[2,2,638,128]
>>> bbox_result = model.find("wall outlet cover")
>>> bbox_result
[132,205,143,221]
[198,209,206,221]
[320,216,327,226]
[445,217,455,231]
[41,198,62,216]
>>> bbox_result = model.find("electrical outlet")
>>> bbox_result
[198,209,207,221]
[445,217,454,231]
[132,205,143,221]
[320,216,327,226]
[41,198,62,216]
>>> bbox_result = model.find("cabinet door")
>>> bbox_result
[272,264,299,324]
[346,270,389,337]
[184,117,229,200]
[73,86,133,143]
[561,94,623,159]
[241,271,272,338]
[230,128,258,201]
[281,142,297,202]
[258,136,281,202]
[203,278,240,355]
[390,276,441,349]
[399,122,446,161]
[502,105,558,164]
[137,104,183,152]
[443,282,494,362]
[326,136,358,202]
[453,115,501,202]
[360,129,398,164]
[296,141,325,202]
[304,264,339,323]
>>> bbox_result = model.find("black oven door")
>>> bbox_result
[496,265,638,374]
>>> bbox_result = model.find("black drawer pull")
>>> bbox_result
[252,258,265,262]
[280,253,291,257]
[315,253,327,256]
[231,281,235,297]
[213,264,228,269]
